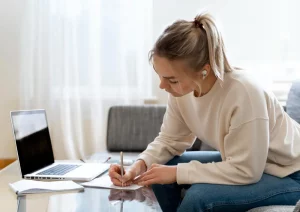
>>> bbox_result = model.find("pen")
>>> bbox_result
[120,152,124,211]
[120,151,124,187]
[103,156,111,163]
[120,197,123,212]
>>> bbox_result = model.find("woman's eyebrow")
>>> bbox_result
[163,76,176,79]
[153,65,176,79]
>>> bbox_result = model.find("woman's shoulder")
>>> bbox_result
[221,70,278,108]
[222,70,276,123]
[223,70,270,95]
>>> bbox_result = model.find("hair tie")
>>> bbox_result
[194,18,203,28]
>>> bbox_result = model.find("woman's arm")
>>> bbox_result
[137,94,196,170]
[177,118,269,185]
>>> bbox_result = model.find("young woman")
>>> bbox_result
[109,12,300,211]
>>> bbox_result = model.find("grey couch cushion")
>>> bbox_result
[286,80,300,124]
[107,105,166,152]
[106,105,203,152]
[200,142,216,151]
[247,199,300,212]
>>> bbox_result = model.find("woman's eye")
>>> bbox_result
[169,80,178,84]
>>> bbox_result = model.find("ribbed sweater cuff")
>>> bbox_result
[176,163,191,184]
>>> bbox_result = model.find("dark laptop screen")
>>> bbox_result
[11,110,54,177]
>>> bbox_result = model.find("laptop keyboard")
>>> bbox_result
[37,164,81,176]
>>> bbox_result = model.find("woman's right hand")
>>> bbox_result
[108,164,135,186]
[108,159,147,187]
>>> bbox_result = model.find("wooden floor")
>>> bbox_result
[0,159,16,170]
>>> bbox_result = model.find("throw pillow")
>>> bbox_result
[286,80,300,124]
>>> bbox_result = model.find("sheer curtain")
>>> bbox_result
[19,0,153,159]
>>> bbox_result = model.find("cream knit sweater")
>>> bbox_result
[138,71,300,185]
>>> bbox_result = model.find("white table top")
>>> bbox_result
[0,158,161,212]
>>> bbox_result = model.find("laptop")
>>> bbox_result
[10,109,109,181]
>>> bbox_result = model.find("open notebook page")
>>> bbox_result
[81,175,142,190]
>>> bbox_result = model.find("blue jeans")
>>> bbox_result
[152,151,300,212]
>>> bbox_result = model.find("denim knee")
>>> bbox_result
[165,151,222,166]
[165,156,181,166]
[177,189,204,212]
[289,170,300,184]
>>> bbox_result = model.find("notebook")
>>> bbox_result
[10,109,109,181]
[81,175,142,190]
[9,179,84,196]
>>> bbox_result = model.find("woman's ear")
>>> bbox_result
[196,64,211,79]
[202,64,211,74]
[202,64,211,79]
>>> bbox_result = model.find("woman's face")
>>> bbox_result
[153,56,198,97]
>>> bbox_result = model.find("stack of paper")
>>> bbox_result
[9,179,84,195]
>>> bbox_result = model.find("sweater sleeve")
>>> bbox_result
[177,118,269,185]
[137,94,196,169]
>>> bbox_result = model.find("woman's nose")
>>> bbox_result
[159,79,169,89]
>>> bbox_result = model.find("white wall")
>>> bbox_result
[0,0,25,158]
[1,0,299,157]
[152,0,300,104]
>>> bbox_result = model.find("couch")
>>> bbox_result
[105,80,300,212]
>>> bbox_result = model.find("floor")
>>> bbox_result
[0,159,16,170]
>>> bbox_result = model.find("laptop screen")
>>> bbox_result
[10,110,54,177]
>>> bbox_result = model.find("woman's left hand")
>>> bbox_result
[133,164,177,186]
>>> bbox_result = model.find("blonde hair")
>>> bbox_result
[149,12,234,81]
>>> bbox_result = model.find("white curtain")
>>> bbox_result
[19,0,153,159]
